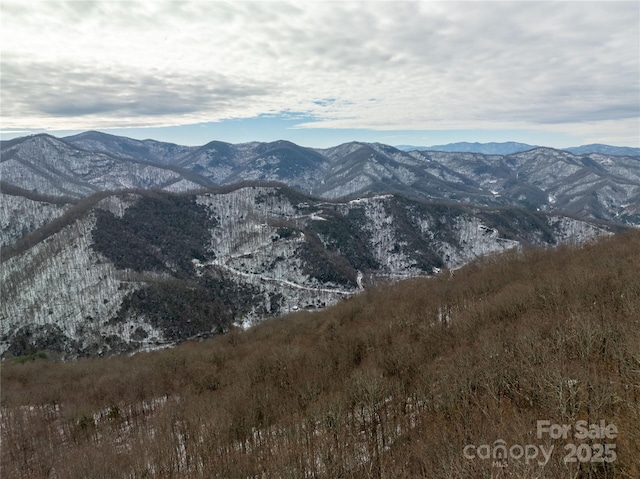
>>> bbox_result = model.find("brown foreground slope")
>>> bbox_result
[2,231,639,478]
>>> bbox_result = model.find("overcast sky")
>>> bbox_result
[1,0,638,147]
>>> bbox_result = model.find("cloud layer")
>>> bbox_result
[2,1,638,144]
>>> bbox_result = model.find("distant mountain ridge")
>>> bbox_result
[396,141,640,156]
[62,130,198,164]
[564,144,640,156]
[395,141,538,155]
[3,131,638,230]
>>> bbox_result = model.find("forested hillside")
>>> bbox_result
[2,230,638,478]
[1,186,611,358]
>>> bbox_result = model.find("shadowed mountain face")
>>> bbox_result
[2,132,639,225]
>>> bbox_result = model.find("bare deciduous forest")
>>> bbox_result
[2,231,639,478]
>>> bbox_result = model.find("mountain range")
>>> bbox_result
[1,131,638,357]
[2,132,639,228]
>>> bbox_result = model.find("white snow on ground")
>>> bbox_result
[0,194,70,248]
[547,216,612,244]
[0,214,156,356]
[197,188,358,325]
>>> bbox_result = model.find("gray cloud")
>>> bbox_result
[1,60,276,120]
[1,1,638,143]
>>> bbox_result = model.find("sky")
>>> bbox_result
[1,0,639,148]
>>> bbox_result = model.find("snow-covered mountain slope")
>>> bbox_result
[0,192,70,248]
[63,130,197,164]
[173,139,328,193]
[0,135,209,198]
[0,186,612,358]
[406,148,640,224]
